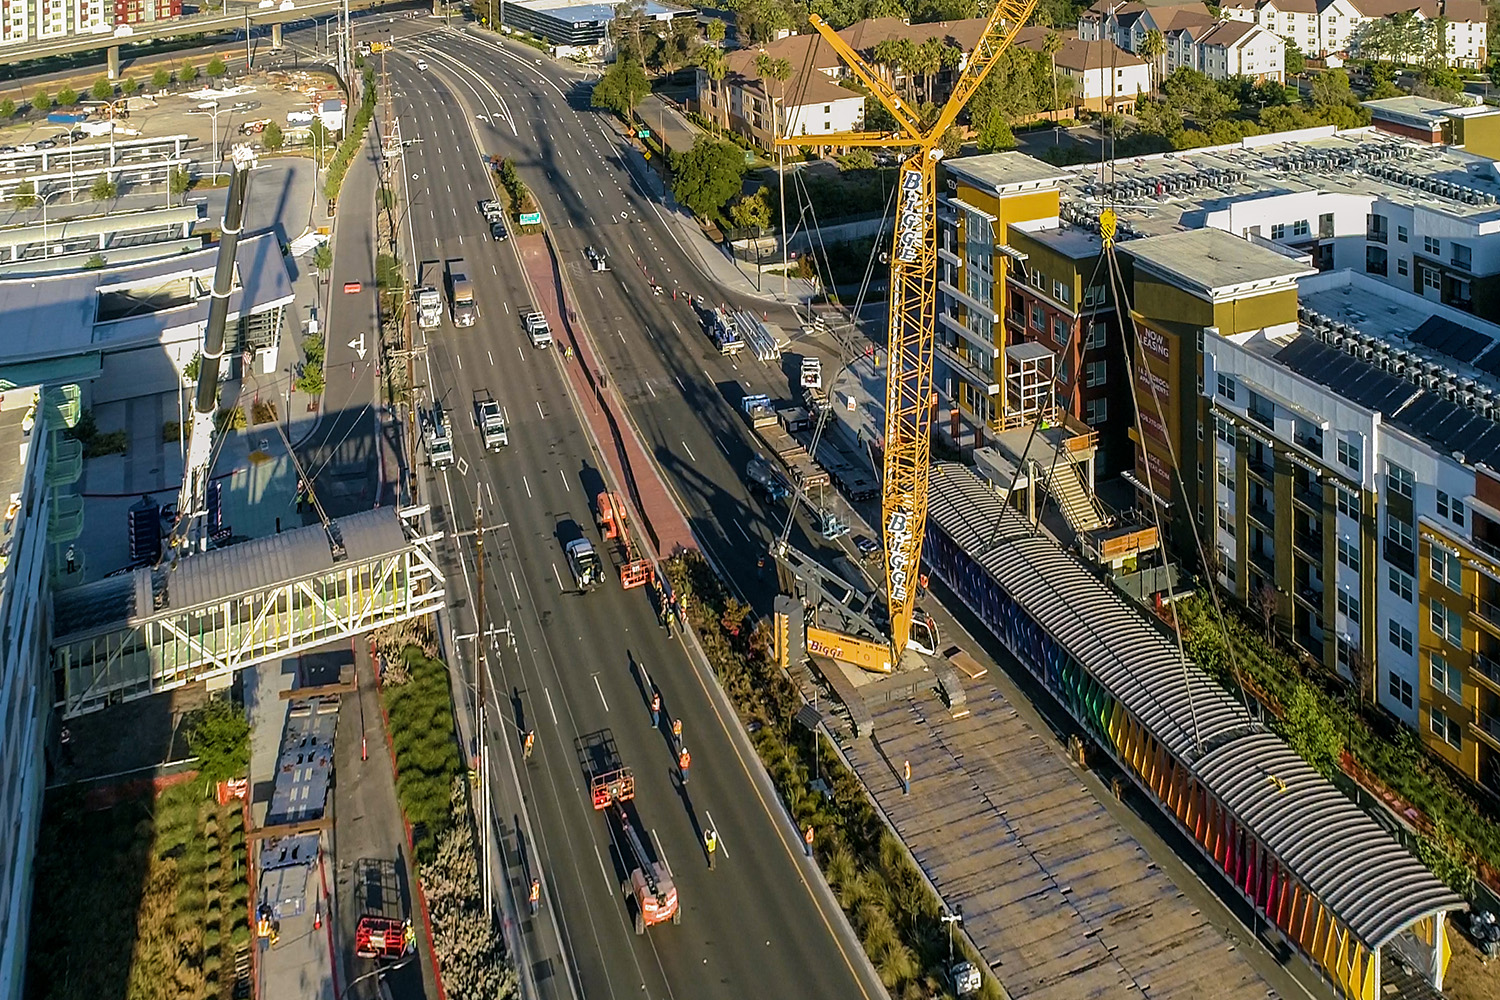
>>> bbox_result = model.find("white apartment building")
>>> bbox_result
[0,385,63,1000]
[1014,30,1152,112]
[0,0,29,43]
[1219,0,1488,65]
[1196,19,1286,81]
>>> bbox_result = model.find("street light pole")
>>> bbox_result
[39,188,67,260]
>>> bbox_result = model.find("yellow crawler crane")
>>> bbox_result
[780,0,1039,663]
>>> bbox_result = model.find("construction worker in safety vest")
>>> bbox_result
[256,905,273,940]
[523,730,536,760]
[704,829,717,869]
[650,691,661,728]
[671,718,683,749]
[402,919,416,954]
[678,746,691,783]
[529,877,541,914]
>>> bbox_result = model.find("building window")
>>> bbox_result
[1218,505,1235,536]
[1083,285,1107,308]
[1337,436,1360,472]
[1397,224,1408,243]
[1053,279,1071,304]
[1084,397,1108,425]
[1387,462,1414,499]
[1431,546,1462,591]
[1389,566,1413,602]
[1217,373,1237,402]
[1424,235,1441,256]
[1029,269,1045,290]
[1319,212,1334,239]
[1436,489,1465,525]
[1388,665,1414,701]
[1337,484,1358,518]
[1430,707,1463,750]
[1430,596,1464,645]
[1430,651,1462,700]
[1293,219,1310,237]
[1051,316,1070,343]
[1452,244,1472,271]
[1337,536,1360,571]
[1085,321,1106,350]
[1217,461,1231,489]
[1389,516,1413,551]
[1272,222,1287,240]
[1338,588,1361,624]
[1397,258,1408,276]
[1030,304,1045,331]
[1214,415,1234,444]
[1084,360,1107,387]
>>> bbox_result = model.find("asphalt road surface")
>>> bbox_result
[385,45,884,1000]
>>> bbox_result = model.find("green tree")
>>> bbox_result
[1274,683,1342,777]
[169,166,192,197]
[671,137,748,218]
[179,61,199,85]
[152,67,171,90]
[1310,67,1355,107]
[975,113,1016,152]
[91,77,114,101]
[1138,28,1166,93]
[121,76,138,95]
[939,124,964,158]
[591,56,648,117]
[1284,38,1305,76]
[729,185,773,229]
[32,90,51,112]
[186,698,251,783]
[262,121,284,150]
[90,175,118,201]
[311,241,333,273]
[207,55,227,79]
[754,52,792,140]
[56,86,78,107]
[0,98,13,119]
[835,147,875,169]
[83,253,107,269]
[706,17,725,45]
[698,45,729,134]
[1042,30,1064,109]
[12,179,36,209]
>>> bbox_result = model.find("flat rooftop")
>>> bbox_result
[1122,226,1316,294]
[948,151,1073,193]
[1055,129,1500,236]
[0,231,292,365]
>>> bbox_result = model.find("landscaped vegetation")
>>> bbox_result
[65,408,128,458]
[28,703,252,1000]
[323,65,378,202]
[666,551,1001,999]
[379,646,465,862]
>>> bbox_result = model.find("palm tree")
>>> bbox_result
[700,46,729,134]
[707,17,726,47]
[754,52,791,140]
[872,38,903,89]
[1042,30,1063,111]
[916,37,946,104]
[890,37,917,103]
[1138,28,1166,94]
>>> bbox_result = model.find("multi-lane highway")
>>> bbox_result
[383,42,883,1000]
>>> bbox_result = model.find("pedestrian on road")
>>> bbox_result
[650,691,661,728]
[529,877,540,915]
[671,718,682,749]
[677,746,691,783]
[804,824,815,858]
[523,730,536,760]
[705,829,717,869]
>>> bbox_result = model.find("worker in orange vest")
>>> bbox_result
[804,824,815,857]
[523,730,536,760]
[529,877,541,915]
[678,746,691,783]
[650,691,661,727]
[671,718,683,748]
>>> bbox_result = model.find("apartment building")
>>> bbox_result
[0,384,77,1000]
[1199,267,1500,789]
[1014,28,1151,113]
[1219,0,1488,64]
[1195,19,1286,81]
[1080,1,1287,80]
[0,0,174,44]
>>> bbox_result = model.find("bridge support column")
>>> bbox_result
[271,22,283,49]
[107,44,121,81]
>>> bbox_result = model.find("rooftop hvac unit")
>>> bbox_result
[1462,391,1478,409]
[1422,373,1440,389]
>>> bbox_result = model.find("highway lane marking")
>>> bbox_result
[735,523,752,542]
[715,435,729,456]
[545,686,559,726]
[488,350,494,365]
[510,571,521,602]
[592,673,610,712]
[560,469,571,492]
[518,345,525,361]
[597,287,603,299]
[646,382,656,399]
[681,440,697,462]
[493,264,498,274]
[593,845,613,893]
[617,330,625,343]
[671,321,681,335]
[536,400,546,419]
[705,812,729,858]
[523,475,532,498]
[551,562,564,591]
[674,374,685,391]
[456,353,462,370]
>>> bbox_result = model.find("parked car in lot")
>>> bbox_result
[853,534,879,559]
[35,138,55,149]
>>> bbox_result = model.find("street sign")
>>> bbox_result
[636,128,651,138]
[519,212,541,226]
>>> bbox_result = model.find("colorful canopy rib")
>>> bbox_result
[924,463,1464,954]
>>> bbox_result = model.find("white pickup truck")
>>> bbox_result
[521,308,553,348]
[800,356,823,390]
[479,399,508,451]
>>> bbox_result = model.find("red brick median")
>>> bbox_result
[516,235,697,559]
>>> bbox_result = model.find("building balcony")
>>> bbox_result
[1247,407,1275,430]
[1472,710,1500,752]
[1246,454,1275,482]
[46,433,82,488]
[1473,651,1500,692]
[47,490,83,543]
[1473,534,1500,565]
[1292,582,1324,608]
[1383,538,1416,576]
[1473,595,1500,634]
[1367,228,1388,244]
[1293,480,1323,511]
[1248,547,1276,577]
[1294,527,1325,557]
[43,384,80,431]
[1248,499,1276,527]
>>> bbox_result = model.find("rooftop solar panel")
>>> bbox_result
[1409,314,1493,365]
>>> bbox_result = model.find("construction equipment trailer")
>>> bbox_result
[596,491,652,589]
[590,766,680,934]
[353,858,415,961]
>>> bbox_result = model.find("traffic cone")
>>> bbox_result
[314,905,322,930]
[361,734,367,761]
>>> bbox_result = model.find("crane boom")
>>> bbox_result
[785,1,1038,663]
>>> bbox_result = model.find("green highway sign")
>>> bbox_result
[519,212,542,225]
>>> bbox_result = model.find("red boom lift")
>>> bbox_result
[590,766,680,933]
[596,491,652,589]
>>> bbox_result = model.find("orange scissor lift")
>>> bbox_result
[596,491,652,589]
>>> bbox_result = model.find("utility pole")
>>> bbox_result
[474,499,489,904]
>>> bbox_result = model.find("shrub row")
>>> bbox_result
[380,646,465,862]
[666,552,1001,999]
[323,65,378,202]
